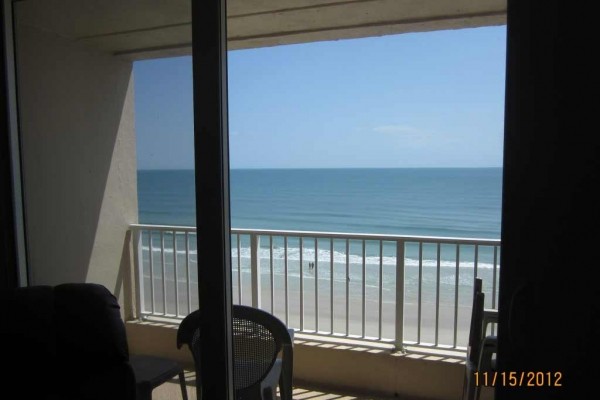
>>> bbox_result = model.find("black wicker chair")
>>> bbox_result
[177,305,293,400]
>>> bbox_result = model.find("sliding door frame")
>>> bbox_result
[1,0,28,293]
[191,0,234,399]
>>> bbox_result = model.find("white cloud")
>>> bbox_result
[372,125,425,136]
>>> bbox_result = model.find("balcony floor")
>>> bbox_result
[153,370,400,400]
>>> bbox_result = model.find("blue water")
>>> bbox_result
[138,168,502,239]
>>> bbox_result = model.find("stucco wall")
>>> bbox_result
[14,21,137,308]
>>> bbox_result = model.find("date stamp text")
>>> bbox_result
[474,371,562,387]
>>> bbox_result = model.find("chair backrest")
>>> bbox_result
[468,278,483,349]
[4,283,135,400]
[467,290,485,365]
[474,278,482,297]
[54,283,130,371]
[6,283,129,366]
[177,305,292,397]
[232,306,290,391]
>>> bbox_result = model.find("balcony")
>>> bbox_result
[126,224,500,400]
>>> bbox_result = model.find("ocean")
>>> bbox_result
[137,168,502,344]
[138,168,502,238]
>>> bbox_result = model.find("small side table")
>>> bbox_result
[130,354,188,400]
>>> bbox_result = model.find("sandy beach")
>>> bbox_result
[141,261,497,348]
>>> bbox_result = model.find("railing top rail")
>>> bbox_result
[129,224,500,245]
[130,223,197,232]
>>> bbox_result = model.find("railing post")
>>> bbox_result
[132,228,144,319]
[251,234,261,308]
[395,239,405,351]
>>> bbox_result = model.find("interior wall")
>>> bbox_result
[13,21,137,305]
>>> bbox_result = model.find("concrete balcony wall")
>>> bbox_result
[14,20,137,310]
[126,321,473,400]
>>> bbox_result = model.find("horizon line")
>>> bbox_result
[138,166,503,171]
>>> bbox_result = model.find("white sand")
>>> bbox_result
[145,273,476,348]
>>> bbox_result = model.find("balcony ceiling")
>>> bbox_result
[14,0,506,60]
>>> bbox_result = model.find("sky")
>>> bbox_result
[134,26,506,170]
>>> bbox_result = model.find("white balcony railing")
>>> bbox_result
[130,224,500,351]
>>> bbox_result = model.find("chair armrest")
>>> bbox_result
[483,309,498,322]
[483,309,498,335]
